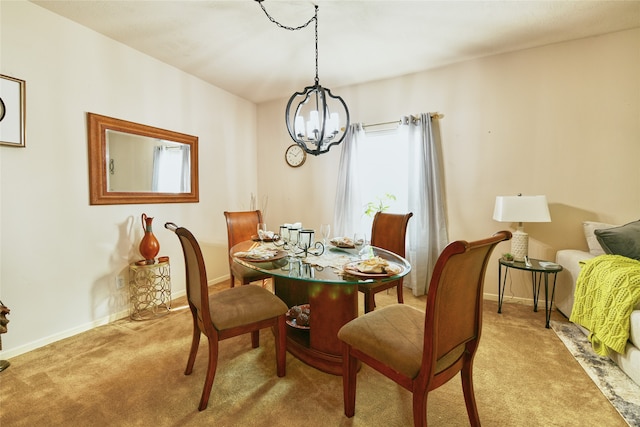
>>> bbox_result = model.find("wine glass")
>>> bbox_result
[320,224,331,245]
[354,232,370,257]
[257,222,267,245]
[353,232,365,251]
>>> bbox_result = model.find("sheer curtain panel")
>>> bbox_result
[333,123,365,238]
[402,113,448,295]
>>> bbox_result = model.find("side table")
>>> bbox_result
[128,260,171,320]
[498,258,563,328]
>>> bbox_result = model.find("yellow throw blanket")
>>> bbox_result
[570,254,640,356]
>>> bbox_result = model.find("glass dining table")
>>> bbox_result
[231,240,411,375]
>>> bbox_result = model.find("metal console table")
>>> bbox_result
[128,260,171,320]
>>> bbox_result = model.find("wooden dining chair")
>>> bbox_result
[165,222,288,411]
[359,212,413,313]
[338,230,512,427]
[224,210,272,287]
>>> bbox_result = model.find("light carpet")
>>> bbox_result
[0,283,627,426]
[551,320,640,426]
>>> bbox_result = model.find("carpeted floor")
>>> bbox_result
[0,282,628,426]
[551,320,640,426]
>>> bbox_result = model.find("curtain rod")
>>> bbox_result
[362,113,444,129]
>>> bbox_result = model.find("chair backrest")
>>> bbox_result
[165,223,211,327]
[370,212,413,257]
[223,210,263,268]
[420,231,511,379]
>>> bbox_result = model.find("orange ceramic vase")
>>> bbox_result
[139,213,160,263]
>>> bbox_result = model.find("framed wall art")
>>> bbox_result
[0,74,26,147]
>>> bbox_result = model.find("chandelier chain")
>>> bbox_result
[314,6,318,84]
[256,1,316,31]
[256,1,320,83]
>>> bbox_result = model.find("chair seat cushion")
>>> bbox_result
[338,304,425,378]
[232,262,271,281]
[210,285,288,331]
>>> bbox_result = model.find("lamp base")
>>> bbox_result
[511,229,528,262]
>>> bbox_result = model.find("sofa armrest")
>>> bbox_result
[555,250,595,318]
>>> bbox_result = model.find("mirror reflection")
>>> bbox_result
[87,112,199,205]
[106,130,191,193]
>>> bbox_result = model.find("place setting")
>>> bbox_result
[341,256,404,279]
[233,222,288,262]
[328,232,370,255]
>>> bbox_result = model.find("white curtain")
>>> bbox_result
[333,123,365,237]
[152,145,191,193]
[333,114,448,296]
[151,146,163,191]
[180,146,191,192]
[402,113,448,295]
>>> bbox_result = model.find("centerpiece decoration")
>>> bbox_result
[274,225,324,258]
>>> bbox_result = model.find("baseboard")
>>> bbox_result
[483,292,536,307]
[0,312,127,360]
[0,274,231,360]
[1,279,526,361]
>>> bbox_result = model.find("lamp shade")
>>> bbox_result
[493,195,551,223]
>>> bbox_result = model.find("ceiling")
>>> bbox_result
[32,0,640,104]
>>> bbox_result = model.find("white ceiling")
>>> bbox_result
[32,0,640,104]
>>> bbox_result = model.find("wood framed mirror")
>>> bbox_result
[87,112,199,205]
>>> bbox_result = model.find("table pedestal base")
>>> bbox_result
[274,277,358,375]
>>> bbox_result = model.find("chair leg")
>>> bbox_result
[251,330,260,348]
[364,290,376,313]
[412,390,428,427]
[461,359,480,427]
[185,309,201,375]
[396,281,404,304]
[275,315,287,377]
[198,336,219,411]
[342,343,357,418]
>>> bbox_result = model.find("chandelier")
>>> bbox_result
[257,1,350,156]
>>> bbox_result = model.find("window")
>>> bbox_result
[356,128,409,234]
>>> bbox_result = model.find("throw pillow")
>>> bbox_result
[583,221,616,255]
[594,220,640,260]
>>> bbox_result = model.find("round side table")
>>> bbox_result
[128,260,171,320]
[497,258,563,328]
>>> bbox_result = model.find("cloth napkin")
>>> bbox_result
[306,251,356,269]
[283,222,303,229]
[234,246,278,260]
[257,230,275,239]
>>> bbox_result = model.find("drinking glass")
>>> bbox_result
[288,227,300,256]
[279,225,289,243]
[353,233,365,251]
[299,229,314,251]
[320,224,331,245]
[257,222,267,245]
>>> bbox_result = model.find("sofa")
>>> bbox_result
[555,220,640,387]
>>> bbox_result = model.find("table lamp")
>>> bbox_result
[493,194,551,261]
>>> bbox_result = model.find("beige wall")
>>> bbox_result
[0,1,256,357]
[1,1,638,359]
[257,28,640,302]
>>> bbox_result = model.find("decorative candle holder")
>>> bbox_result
[274,227,324,258]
